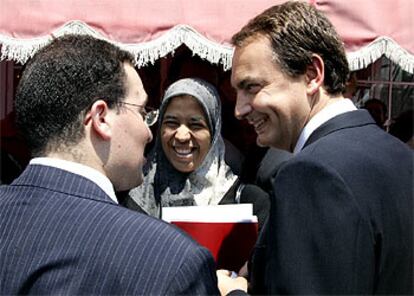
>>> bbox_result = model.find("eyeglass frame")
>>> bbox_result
[118,102,159,127]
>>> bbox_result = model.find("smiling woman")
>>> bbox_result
[160,95,212,173]
[125,78,240,217]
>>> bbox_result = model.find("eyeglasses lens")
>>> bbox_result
[145,110,159,126]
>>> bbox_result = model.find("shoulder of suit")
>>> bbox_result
[110,206,200,245]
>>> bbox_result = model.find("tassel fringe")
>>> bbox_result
[0,21,234,70]
[1,20,412,73]
[347,36,413,74]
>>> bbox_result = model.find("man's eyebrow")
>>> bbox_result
[239,77,267,91]
[235,76,255,90]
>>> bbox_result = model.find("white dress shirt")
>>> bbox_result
[30,157,118,204]
[293,99,357,154]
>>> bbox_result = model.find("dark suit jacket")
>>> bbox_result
[0,164,219,295]
[250,110,413,295]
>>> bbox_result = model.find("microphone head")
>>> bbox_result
[238,184,270,231]
[256,148,292,191]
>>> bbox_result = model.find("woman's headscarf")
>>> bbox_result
[128,78,238,218]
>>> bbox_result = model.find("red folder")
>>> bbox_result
[163,204,258,271]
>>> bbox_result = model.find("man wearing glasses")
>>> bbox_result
[0,35,220,295]
[118,101,159,127]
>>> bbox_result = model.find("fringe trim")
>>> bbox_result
[347,36,414,74]
[1,21,413,74]
[0,20,234,70]
[0,21,103,65]
[122,25,234,70]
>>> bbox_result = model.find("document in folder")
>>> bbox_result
[162,204,258,271]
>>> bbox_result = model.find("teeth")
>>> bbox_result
[174,148,192,155]
[254,119,265,129]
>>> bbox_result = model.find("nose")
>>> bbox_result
[146,125,153,143]
[234,92,253,120]
[175,125,191,142]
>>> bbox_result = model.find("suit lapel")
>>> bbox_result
[13,164,115,204]
[303,110,375,149]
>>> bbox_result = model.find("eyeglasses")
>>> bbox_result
[118,102,159,127]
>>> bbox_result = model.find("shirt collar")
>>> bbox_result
[29,157,118,204]
[293,99,357,154]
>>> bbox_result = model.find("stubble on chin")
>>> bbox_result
[256,136,268,148]
[258,131,290,151]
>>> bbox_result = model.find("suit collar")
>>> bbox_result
[304,109,375,148]
[13,164,116,204]
[30,157,117,203]
[294,99,357,153]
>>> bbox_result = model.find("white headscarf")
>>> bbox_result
[128,78,238,218]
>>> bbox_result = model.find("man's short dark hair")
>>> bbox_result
[15,35,134,156]
[231,1,349,95]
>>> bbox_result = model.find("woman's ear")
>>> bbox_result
[84,100,112,141]
[305,54,324,96]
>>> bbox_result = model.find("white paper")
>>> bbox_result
[162,203,258,223]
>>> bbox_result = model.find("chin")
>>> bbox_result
[117,174,143,192]
[174,165,194,173]
[134,170,144,186]
[171,161,196,173]
[256,135,271,148]
[258,132,288,150]
[135,176,144,187]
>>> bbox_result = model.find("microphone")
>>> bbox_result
[237,184,270,231]
[256,148,292,192]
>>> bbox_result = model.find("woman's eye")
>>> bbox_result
[163,120,178,127]
[190,124,203,129]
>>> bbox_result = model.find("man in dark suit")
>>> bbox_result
[217,1,413,295]
[0,35,221,295]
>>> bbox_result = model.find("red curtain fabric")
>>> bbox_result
[315,0,413,53]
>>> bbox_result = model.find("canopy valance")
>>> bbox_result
[0,0,413,73]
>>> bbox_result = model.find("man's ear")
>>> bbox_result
[306,54,324,96]
[84,100,112,141]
